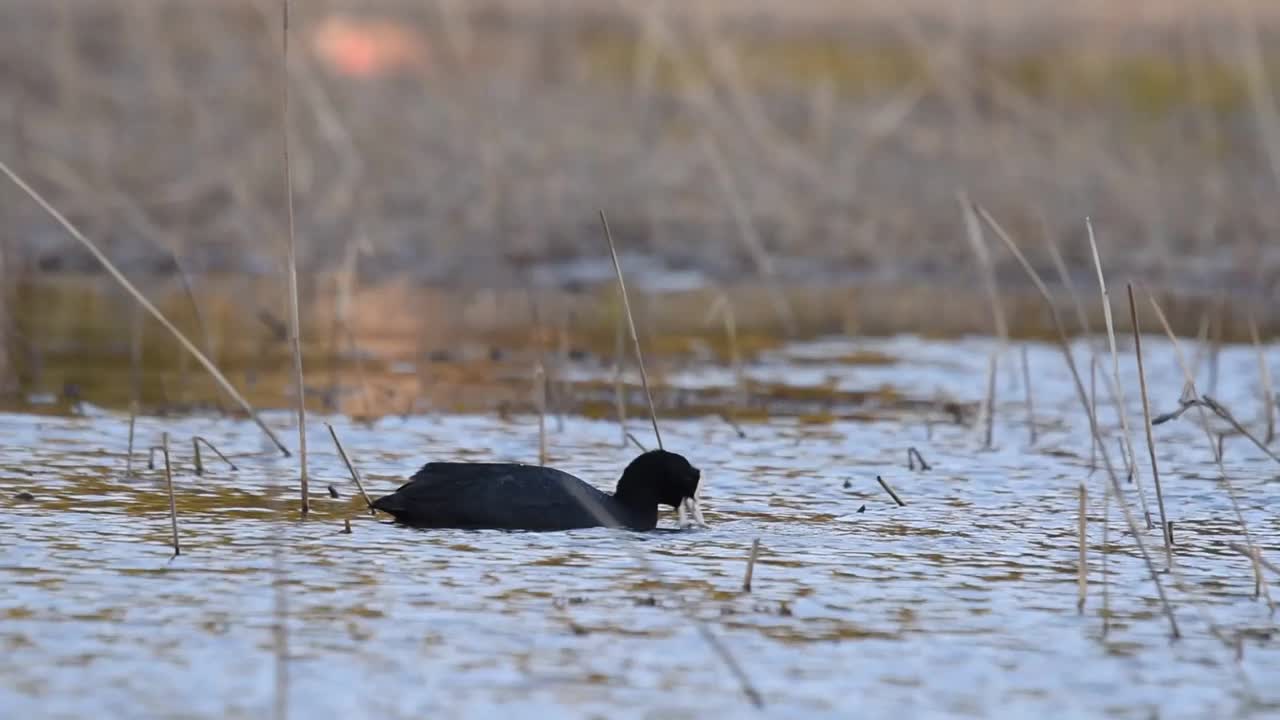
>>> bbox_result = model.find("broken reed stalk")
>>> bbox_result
[535,363,548,465]
[1248,315,1275,445]
[960,195,1007,450]
[876,475,906,506]
[147,445,164,470]
[1201,397,1280,464]
[325,423,375,514]
[280,0,308,516]
[907,447,931,471]
[161,433,180,557]
[1021,345,1037,445]
[192,436,238,476]
[742,538,760,592]
[719,412,747,438]
[1126,284,1172,564]
[600,210,662,450]
[613,313,628,447]
[1086,219,1152,529]
[0,160,290,457]
[1145,292,1272,605]
[626,432,648,452]
[1077,482,1087,612]
[977,205,1180,638]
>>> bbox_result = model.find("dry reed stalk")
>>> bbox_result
[742,538,761,592]
[876,476,906,507]
[1021,346,1037,445]
[977,205,1180,638]
[1229,544,1280,578]
[192,436,238,476]
[1087,219,1153,529]
[613,314,628,447]
[982,354,998,450]
[147,446,166,471]
[1043,225,1092,338]
[1089,356,1098,474]
[600,211,662,450]
[961,195,1007,450]
[1126,284,1172,565]
[626,432,648,452]
[719,412,747,439]
[1077,482,1087,613]
[325,423,375,514]
[1208,298,1224,398]
[161,433,180,557]
[1248,315,1275,445]
[0,159,290,456]
[1146,292,1273,606]
[1188,310,1210,379]
[907,447,931,471]
[705,293,745,408]
[280,0,308,516]
[535,363,548,465]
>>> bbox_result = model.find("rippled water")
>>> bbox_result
[3,337,1278,719]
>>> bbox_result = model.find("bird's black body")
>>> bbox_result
[372,450,700,531]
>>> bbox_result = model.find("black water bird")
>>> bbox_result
[372,450,702,531]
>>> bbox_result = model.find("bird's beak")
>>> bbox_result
[679,494,708,529]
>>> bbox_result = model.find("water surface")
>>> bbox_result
[3,337,1278,719]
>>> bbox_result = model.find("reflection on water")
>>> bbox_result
[2,337,1278,719]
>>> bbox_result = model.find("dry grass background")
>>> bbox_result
[1,0,1279,314]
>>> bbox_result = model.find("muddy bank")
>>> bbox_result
[2,274,1274,418]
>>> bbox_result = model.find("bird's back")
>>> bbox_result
[372,462,624,530]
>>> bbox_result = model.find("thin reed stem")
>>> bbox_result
[192,436,238,476]
[535,363,548,465]
[126,404,137,477]
[1021,345,1037,445]
[1248,315,1275,445]
[1229,544,1280,577]
[1146,291,1274,607]
[1127,284,1172,565]
[600,210,662,451]
[876,476,906,507]
[977,205,1180,638]
[0,159,290,456]
[1089,356,1098,474]
[1077,482,1087,612]
[161,432,180,557]
[907,447,931,471]
[742,538,760,592]
[280,0,308,515]
[1087,219,1152,529]
[326,423,375,514]
[961,195,1007,450]
[613,313,628,447]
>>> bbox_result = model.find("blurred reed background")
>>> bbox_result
[0,0,1278,414]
